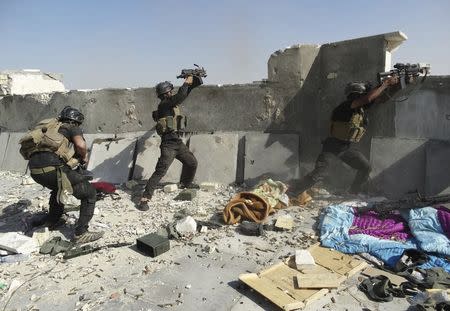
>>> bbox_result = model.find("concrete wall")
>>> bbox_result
[394,76,450,140]
[368,76,450,197]
[1,31,449,197]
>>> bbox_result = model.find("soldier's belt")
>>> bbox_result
[30,166,58,175]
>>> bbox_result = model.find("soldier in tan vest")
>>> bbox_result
[21,106,103,244]
[293,76,399,196]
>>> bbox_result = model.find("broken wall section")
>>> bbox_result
[0,70,65,96]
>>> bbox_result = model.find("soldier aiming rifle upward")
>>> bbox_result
[378,62,430,89]
[138,65,206,211]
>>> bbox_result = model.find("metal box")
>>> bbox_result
[136,233,170,257]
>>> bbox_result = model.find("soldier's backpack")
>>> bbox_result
[19,118,75,162]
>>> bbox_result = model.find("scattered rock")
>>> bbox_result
[200,182,219,192]
[275,214,294,231]
[164,184,178,193]
[21,177,35,185]
[175,216,197,235]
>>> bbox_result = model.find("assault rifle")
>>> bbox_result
[63,242,133,259]
[377,63,430,89]
[176,64,207,79]
[355,191,450,215]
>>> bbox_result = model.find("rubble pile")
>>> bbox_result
[0,171,439,311]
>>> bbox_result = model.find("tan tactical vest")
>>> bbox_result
[19,118,76,164]
[330,109,366,143]
[154,105,187,136]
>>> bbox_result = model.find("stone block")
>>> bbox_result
[0,232,39,254]
[295,249,316,270]
[189,133,239,185]
[87,137,137,184]
[1,132,28,173]
[244,133,299,186]
[132,133,182,183]
[370,138,427,199]
[425,140,450,195]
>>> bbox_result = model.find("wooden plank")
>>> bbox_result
[361,267,408,286]
[295,273,340,289]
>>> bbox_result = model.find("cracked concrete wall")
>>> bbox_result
[1,31,449,196]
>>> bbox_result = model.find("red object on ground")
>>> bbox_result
[91,181,116,194]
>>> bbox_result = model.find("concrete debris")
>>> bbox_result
[275,214,294,231]
[175,216,197,235]
[200,182,219,192]
[20,177,35,185]
[0,232,39,254]
[163,184,178,193]
[295,249,316,270]
[0,168,409,310]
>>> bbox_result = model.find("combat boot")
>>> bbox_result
[137,193,152,211]
[73,231,104,244]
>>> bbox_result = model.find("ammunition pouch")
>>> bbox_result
[330,112,366,143]
[155,105,187,136]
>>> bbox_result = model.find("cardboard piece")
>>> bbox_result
[239,244,367,310]
[295,274,340,289]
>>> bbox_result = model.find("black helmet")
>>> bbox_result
[344,82,369,97]
[59,106,84,124]
[155,81,174,97]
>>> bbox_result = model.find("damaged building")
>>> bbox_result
[0,31,449,310]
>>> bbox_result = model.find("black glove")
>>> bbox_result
[192,76,203,87]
